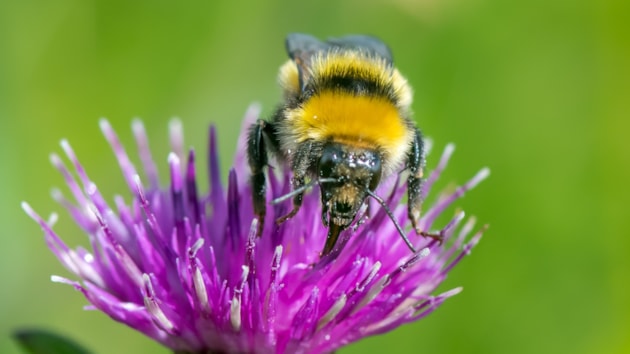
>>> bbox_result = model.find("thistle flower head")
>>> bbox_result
[23,105,488,354]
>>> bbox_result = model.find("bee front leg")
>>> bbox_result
[247,119,277,236]
[276,142,313,224]
[407,128,443,244]
[275,175,305,224]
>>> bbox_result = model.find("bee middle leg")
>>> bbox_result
[407,128,443,244]
[247,119,279,236]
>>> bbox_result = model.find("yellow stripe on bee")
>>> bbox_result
[278,60,300,96]
[313,52,390,85]
[292,91,411,156]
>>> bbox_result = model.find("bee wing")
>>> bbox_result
[285,33,328,59]
[285,33,329,91]
[326,34,393,64]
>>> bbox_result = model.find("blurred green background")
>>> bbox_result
[1,0,628,353]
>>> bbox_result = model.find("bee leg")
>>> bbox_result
[275,142,313,224]
[275,175,305,224]
[321,200,330,227]
[247,119,278,236]
[407,128,444,244]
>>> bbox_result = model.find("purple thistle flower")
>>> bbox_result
[23,104,489,354]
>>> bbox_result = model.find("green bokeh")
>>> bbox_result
[1,1,628,353]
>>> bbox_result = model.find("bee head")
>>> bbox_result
[317,143,382,227]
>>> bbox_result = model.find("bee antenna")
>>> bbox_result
[365,189,417,253]
[271,177,338,205]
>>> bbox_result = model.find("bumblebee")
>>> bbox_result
[247,33,439,256]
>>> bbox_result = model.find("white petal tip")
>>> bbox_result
[419,247,430,258]
[168,152,180,164]
[51,275,73,285]
[467,167,491,190]
[21,201,33,214]
[273,245,283,259]
[50,188,63,200]
[98,118,111,129]
[131,119,144,131]
[443,286,463,297]
[246,102,262,114]
[241,265,250,279]
[191,238,204,255]
[169,118,182,128]
[49,153,62,165]
[478,167,491,179]
[86,182,98,196]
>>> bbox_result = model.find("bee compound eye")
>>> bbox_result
[318,145,343,178]
[319,155,335,178]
